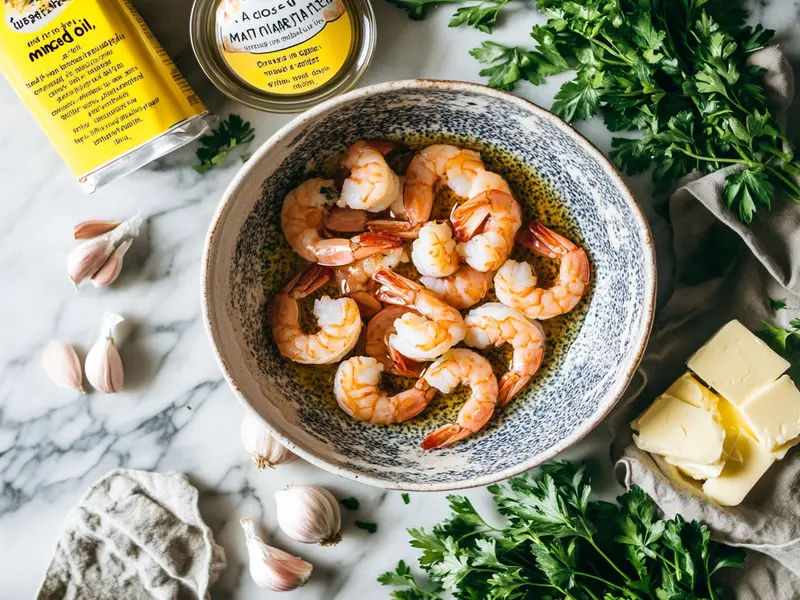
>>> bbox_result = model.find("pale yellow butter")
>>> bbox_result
[664,456,725,480]
[738,375,800,451]
[702,431,776,506]
[665,372,720,411]
[634,394,726,464]
[687,320,789,406]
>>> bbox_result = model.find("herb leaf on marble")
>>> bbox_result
[194,114,255,174]
[387,0,800,223]
[380,461,744,599]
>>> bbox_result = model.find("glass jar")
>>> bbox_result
[190,0,376,113]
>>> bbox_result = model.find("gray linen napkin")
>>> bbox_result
[35,469,226,600]
[611,46,800,599]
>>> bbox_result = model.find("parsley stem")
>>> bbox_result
[767,165,800,197]
[576,571,633,595]
[586,539,633,584]
[672,148,750,166]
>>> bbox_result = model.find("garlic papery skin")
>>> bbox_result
[41,341,85,393]
[67,214,143,287]
[85,312,124,394]
[91,240,132,288]
[73,220,122,240]
[275,486,342,546]
[241,411,296,470]
[240,518,313,592]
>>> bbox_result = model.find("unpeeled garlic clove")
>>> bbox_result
[73,220,122,240]
[85,312,124,394]
[240,518,313,592]
[91,240,132,288]
[41,341,85,393]
[240,410,297,470]
[67,214,143,287]
[275,485,342,546]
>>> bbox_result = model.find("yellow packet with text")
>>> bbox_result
[0,0,213,193]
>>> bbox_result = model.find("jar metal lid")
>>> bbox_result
[190,0,376,113]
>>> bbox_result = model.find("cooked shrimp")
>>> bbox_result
[451,189,522,273]
[367,218,421,240]
[420,266,494,310]
[366,307,425,377]
[411,221,460,278]
[494,222,590,319]
[404,145,485,225]
[281,178,401,265]
[324,206,368,233]
[420,349,499,449]
[333,248,408,294]
[373,269,466,361]
[269,265,362,364]
[350,291,383,320]
[464,303,545,405]
[334,356,436,424]
[468,169,512,197]
[338,141,402,213]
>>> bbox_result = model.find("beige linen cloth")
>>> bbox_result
[611,46,800,598]
[35,469,226,600]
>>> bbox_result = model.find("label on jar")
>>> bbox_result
[0,0,207,181]
[216,0,353,96]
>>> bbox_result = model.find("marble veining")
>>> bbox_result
[0,0,797,598]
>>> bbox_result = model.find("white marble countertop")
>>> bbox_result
[1,1,798,598]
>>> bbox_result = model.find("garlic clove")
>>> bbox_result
[241,410,297,470]
[240,518,313,592]
[275,486,342,546]
[67,214,144,287]
[73,220,122,240]
[41,341,85,393]
[85,312,125,394]
[90,240,132,288]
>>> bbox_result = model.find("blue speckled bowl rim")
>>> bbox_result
[202,79,657,492]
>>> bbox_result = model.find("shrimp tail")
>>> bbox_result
[450,192,492,242]
[372,269,419,306]
[367,219,422,240]
[283,264,332,298]
[351,233,403,259]
[350,291,383,320]
[324,207,368,233]
[388,344,425,378]
[517,221,576,258]
[421,424,471,450]
[497,372,530,407]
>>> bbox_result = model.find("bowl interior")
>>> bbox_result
[204,82,655,491]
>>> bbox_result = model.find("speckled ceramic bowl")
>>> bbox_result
[203,80,656,491]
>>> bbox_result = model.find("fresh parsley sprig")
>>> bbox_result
[194,114,255,174]
[387,0,800,223]
[380,461,745,599]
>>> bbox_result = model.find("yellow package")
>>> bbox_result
[1,0,213,193]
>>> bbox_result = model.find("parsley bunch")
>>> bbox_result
[379,462,744,599]
[194,114,255,174]
[387,0,800,223]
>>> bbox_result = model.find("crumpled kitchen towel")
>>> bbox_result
[610,45,800,599]
[35,469,227,600]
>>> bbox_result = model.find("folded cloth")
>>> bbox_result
[610,46,800,599]
[35,469,226,600]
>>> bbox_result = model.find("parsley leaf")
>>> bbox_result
[384,0,461,20]
[769,297,787,312]
[320,185,340,201]
[194,115,255,174]
[724,168,773,223]
[551,80,600,122]
[356,520,378,533]
[760,322,797,353]
[402,493,411,505]
[340,497,360,510]
[449,0,509,33]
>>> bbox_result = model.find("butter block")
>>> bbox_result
[738,375,800,451]
[666,372,720,411]
[634,394,726,464]
[687,320,789,406]
[773,438,800,460]
[702,431,776,506]
[664,455,725,480]
[716,398,748,462]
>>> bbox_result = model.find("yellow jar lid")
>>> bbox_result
[191,0,376,112]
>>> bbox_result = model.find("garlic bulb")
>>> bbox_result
[241,411,296,470]
[91,240,132,288]
[73,220,122,240]
[275,486,342,546]
[67,214,142,287]
[240,518,313,592]
[41,340,85,393]
[85,312,124,394]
